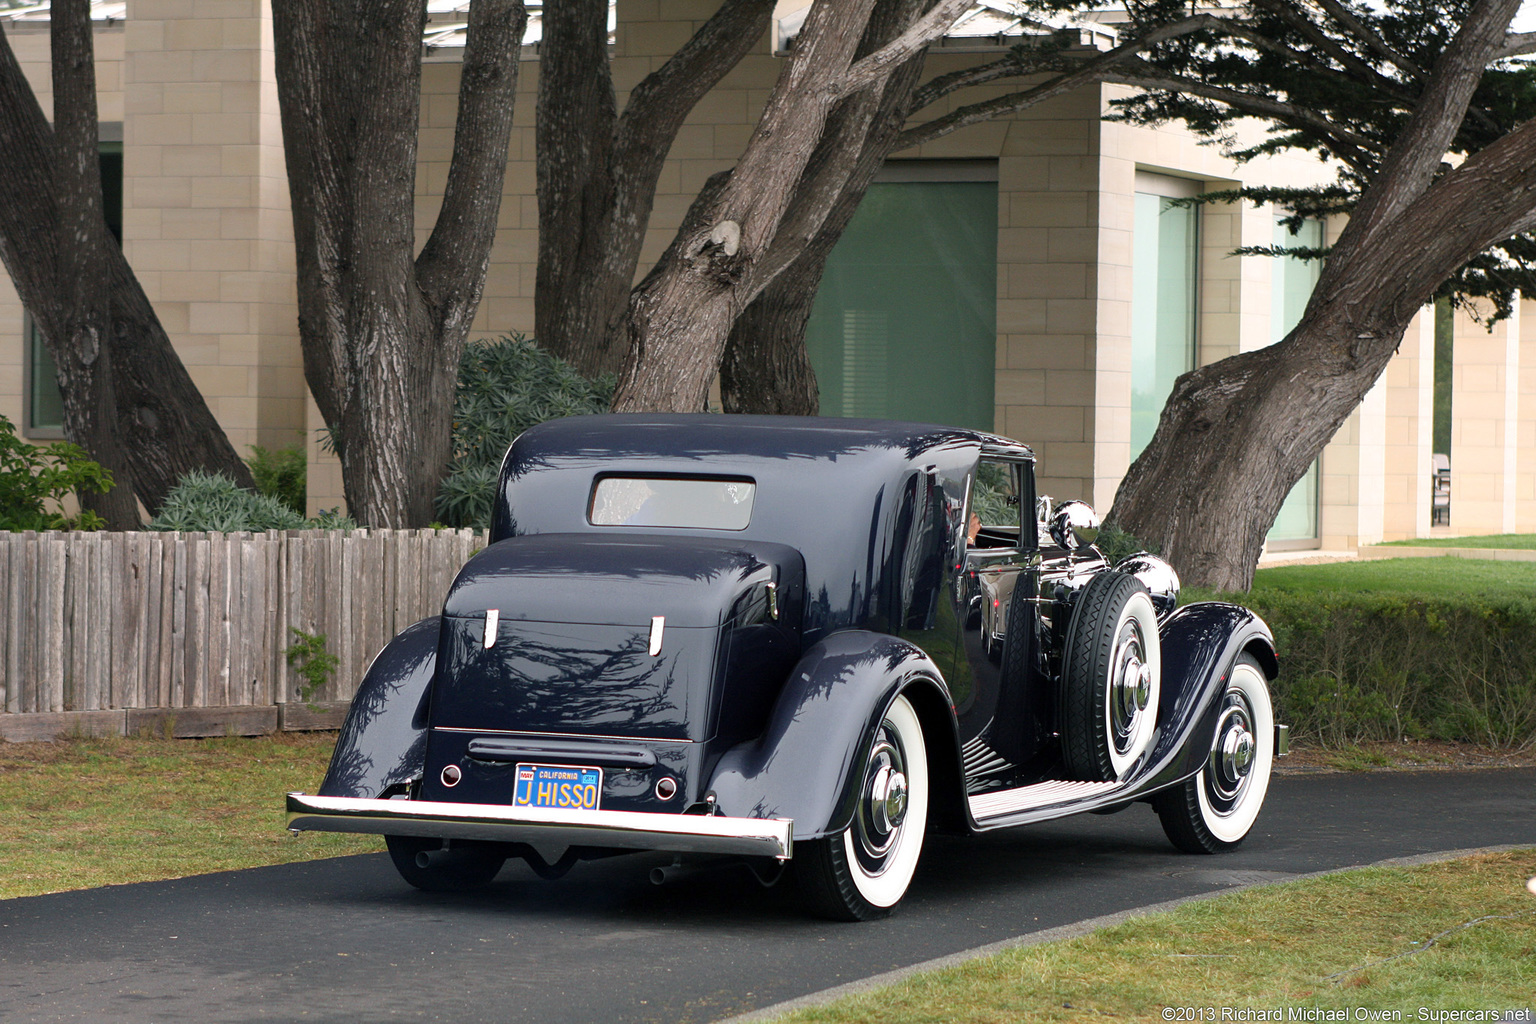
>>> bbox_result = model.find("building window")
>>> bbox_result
[1266,215,1323,545]
[1131,174,1200,458]
[24,136,122,439]
[805,161,998,431]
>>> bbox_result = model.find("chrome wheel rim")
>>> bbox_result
[853,726,909,873]
[1109,617,1152,759]
[1205,691,1257,814]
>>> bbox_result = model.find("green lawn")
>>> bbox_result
[1378,533,1536,549]
[772,850,1536,1023]
[0,731,375,900]
[1246,556,1536,599]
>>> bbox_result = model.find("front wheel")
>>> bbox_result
[1154,653,1275,853]
[385,835,507,891]
[797,694,929,921]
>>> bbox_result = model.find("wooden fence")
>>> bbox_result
[0,528,487,738]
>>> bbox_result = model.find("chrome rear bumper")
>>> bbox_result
[285,793,794,861]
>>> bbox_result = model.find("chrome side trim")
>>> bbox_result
[286,793,793,861]
[968,779,1120,821]
[1275,723,1290,756]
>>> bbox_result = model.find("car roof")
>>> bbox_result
[505,414,1033,467]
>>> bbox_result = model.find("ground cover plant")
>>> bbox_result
[772,849,1536,1023]
[1378,533,1536,549]
[146,470,354,532]
[0,731,374,900]
[1186,558,1536,750]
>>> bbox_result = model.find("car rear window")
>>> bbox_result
[589,477,756,530]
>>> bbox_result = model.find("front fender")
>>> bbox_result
[318,616,441,799]
[1140,601,1277,792]
[707,631,957,842]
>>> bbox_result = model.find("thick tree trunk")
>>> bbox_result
[535,0,775,378]
[720,4,931,416]
[614,0,963,412]
[0,18,252,515]
[273,0,523,527]
[49,0,138,527]
[1112,54,1536,589]
[719,273,822,415]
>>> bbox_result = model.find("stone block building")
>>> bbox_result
[3,0,1531,548]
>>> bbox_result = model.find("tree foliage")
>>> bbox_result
[435,335,614,529]
[0,413,111,532]
[1107,0,1536,589]
[1103,0,1536,322]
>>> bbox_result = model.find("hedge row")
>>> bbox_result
[1213,590,1536,749]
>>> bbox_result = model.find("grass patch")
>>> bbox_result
[1379,533,1536,549]
[1250,556,1536,598]
[773,849,1536,1023]
[0,731,375,900]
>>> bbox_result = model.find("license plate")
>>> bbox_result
[513,763,602,811]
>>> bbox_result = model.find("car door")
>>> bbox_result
[951,454,1043,784]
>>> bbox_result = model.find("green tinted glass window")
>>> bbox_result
[1267,216,1323,543]
[1131,193,1198,457]
[805,180,997,431]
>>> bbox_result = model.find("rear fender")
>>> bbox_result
[1141,602,1277,791]
[318,617,441,799]
[707,630,960,842]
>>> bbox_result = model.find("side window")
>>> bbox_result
[967,459,1023,549]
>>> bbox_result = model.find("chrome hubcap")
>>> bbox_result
[1208,700,1256,808]
[855,734,908,865]
[1110,623,1150,755]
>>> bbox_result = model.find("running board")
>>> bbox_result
[969,779,1122,823]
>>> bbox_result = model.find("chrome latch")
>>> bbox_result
[766,580,779,621]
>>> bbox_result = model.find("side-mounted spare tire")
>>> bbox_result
[1059,572,1161,781]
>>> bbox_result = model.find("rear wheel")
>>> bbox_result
[385,835,507,891]
[798,694,929,921]
[1154,654,1275,853]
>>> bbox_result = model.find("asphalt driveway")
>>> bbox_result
[1,768,1532,1024]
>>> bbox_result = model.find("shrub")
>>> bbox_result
[1094,523,1157,565]
[148,470,356,532]
[1207,588,1536,750]
[246,443,306,517]
[0,413,113,531]
[435,334,614,529]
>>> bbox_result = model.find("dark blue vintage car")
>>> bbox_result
[287,415,1283,920]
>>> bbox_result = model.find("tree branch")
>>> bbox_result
[1495,29,1536,58]
[1245,0,1390,82]
[1102,60,1377,166]
[1325,0,1522,272]
[911,13,1224,113]
[415,0,526,323]
[618,0,776,151]
[835,0,969,98]
[1311,0,1426,81]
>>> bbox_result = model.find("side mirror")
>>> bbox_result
[1049,500,1100,551]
